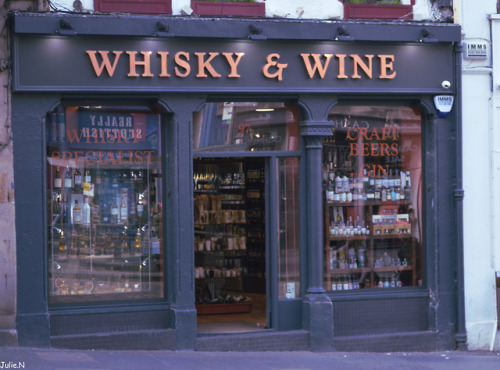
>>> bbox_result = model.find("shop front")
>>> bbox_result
[11,12,462,351]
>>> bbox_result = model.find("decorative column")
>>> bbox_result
[300,119,334,352]
[162,95,204,350]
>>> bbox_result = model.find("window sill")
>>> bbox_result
[191,1,265,17]
[344,4,413,20]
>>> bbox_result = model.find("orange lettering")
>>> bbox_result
[175,51,191,78]
[86,50,123,77]
[222,52,245,78]
[126,51,153,78]
[351,54,374,79]
[336,54,348,79]
[300,53,333,79]
[157,51,171,77]
[379,55,396,79]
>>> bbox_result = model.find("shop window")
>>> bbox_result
[278,157,301,299]
[323,105,423,291]
[94,0,172,14]
[191,1,265,17]
[46,105,164,304]
[193,102,299,153]
[343,0,414,20]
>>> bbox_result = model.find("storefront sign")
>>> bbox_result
[13,36,454,93]
[77,111,146,144]
[463,41,488,60]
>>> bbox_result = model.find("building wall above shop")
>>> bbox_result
[50,0,448,22]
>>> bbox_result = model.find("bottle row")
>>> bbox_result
[195,234,247,252]
[324,169,412,203]
[52,166,148,192]
[330,272,404,291]
[329,243,410,270]
[52,192,147,226]
[194,172,246,191]
[53,275,142,296]
[53,227,147,258]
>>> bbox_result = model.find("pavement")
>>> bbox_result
[1,348,500,370]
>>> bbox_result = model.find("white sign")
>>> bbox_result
[434,95,454,118]
[464,41,488,60]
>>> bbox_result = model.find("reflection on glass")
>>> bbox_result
[278,157,300,299]
[47,105,164,304]
[193,102,299,152]
[323,105,423,291]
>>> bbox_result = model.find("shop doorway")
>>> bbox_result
[194,157,268,333]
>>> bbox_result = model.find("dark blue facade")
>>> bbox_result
[11,12,463,351]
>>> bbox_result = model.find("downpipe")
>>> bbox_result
[454,42,468,351]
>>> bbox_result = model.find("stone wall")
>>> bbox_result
[0,0,47,347]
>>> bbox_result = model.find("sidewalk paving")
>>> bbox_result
[1,348,500,370]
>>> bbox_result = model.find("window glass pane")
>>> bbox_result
[278,157,300,299]
[323,105,423,291]
[193,102,299,152]
[47,105,164,304]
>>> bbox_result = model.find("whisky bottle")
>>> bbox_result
[111,200,119,224]
[135,228,142,255]
[64,167,72,189]
[54,167,62,190]
[336,275,343,291]
[404,171,412,200]
[120,197,128,224]
[326,181,334,202]
[342,275,349,291]
[137,196,144,221]
[58,230,67,252]
[129,197,137,223]
[74,168,83,189]
[73,200,82,224]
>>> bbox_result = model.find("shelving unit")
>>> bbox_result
[194,159,265,314]
[325,199,416,290]
[194,162,250,314]
[322,124,418,291]
[47,164,161,302]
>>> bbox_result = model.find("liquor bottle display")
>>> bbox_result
[193,159,263,314]
[323,106,422,291]
[46,106,163,304]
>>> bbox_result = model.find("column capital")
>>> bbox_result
[299,119,333,137]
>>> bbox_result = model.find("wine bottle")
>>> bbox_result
[72,200,82,224]
[54,167,62,189]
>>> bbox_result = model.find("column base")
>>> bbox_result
[169,306,197,350]
[303,293,334,352]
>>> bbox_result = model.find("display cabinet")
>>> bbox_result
[323,104,423,291]
[46,106,164,304]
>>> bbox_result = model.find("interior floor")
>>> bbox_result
[197,293,267,333]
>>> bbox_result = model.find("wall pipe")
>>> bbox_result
[454,42,468,351]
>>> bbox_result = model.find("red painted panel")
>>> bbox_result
[344,4,413,20]
[191,1,265,17]
[94,0,172,14]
